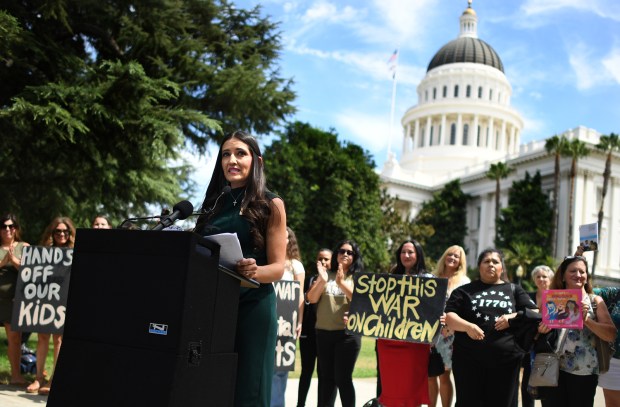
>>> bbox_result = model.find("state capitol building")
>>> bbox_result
[380,2,619,282]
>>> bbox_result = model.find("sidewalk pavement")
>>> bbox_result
[0,377,607,406]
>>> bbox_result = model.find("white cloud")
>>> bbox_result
[335,110,396,153]
[521,0,620,20]
[602,47,620,84]
[567,42,617,90]
[302,1,360,23]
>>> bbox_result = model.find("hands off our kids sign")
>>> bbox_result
[11,246,73,334]
[346,273,447,344]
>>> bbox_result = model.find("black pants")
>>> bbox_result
[453,356,520,407]
[541,370,598,407]
[297,332,336,407]
[316,329,361,407]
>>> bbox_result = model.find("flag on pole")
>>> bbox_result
[387,49,399,79]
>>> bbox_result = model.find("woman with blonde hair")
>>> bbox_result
[27,216,76,395]
[428,245,470,407]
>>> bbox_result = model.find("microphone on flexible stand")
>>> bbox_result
[118,215,161,229]
[152,200,194,231]
[204,185,231,215]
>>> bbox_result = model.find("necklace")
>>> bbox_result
[230,189,246,207]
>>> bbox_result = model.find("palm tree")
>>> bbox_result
[592,133,620,275]
[486,162,514,241]
[562,139,590,255]
[545,135,568,257]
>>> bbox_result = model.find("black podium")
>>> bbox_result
[47,229,241,407]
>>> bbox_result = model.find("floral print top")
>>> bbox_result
[559,294,598,375]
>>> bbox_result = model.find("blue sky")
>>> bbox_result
[188,0,620,206]
[241,0,620,165]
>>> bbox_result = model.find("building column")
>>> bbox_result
[499,120,507,152]
[457,114,463,145]
[425,116,432,147]
[441,114,447,145]
[414,119,420,149]
[472,115,479,146]
[404,123,411,152]
[509,126,516,154]
[488,117,495,149]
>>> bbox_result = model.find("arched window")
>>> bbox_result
[433,88,437,99]
[425,90,428,102]
[463,124,469,145]
[476,125,481,146]
[478,86,483,98]
[420,128,425,147]
[450,124,456,145]
[429,125,434,146]
[466,85,471,98]
[443,86,447,98]
[454,85,459,97]
[489,89,493,101]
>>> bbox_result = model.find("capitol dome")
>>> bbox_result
[427,37,504,73]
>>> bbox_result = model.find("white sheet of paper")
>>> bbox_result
[201,232,243,269]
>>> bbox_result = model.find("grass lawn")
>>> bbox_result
[0,330,377,382]
[289,336,377,379]
[0,329,55,385]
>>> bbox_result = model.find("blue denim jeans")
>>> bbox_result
[270,370,289,407]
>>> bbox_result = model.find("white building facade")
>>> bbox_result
[380,3,620,282]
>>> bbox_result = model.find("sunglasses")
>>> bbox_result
[1,224,16,230]
[338,249,354,256]
[53,229,71,236]
[563,255,586,262]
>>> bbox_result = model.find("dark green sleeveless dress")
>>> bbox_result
[200,187,277,407]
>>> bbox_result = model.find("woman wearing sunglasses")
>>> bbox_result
[27,216,76,395]
[307,240,363,407]
[0,213,30,386]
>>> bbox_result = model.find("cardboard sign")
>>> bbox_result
[346,273,448,344]
[542,289,583,329]
[273,280,300,372]
[11,246,73,334]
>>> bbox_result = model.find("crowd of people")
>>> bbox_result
[0,214,111,395]
[2,129,619,407]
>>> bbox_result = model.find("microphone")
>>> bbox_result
[205,185,231,215]
[152,200,194,231]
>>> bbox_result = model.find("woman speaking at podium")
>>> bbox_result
[195,130,287,407]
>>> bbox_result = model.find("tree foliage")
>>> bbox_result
[263,122,390,272]
[496,171,553,266]
[592,133,619,275]
[380,188,434,271]
[0,1,295,241]
[545,134,568,257]
[562,139,590,255]
[486,161,514,240]
[414,179,470,261]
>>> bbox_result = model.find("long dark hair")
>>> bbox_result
[0,213,23,242]
[195,130,272,250]
[331,239,363,276]
[392,240,427,275]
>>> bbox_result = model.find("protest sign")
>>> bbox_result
[273,280,300,372]
[346,273,447,344]
[11,246,73,334]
